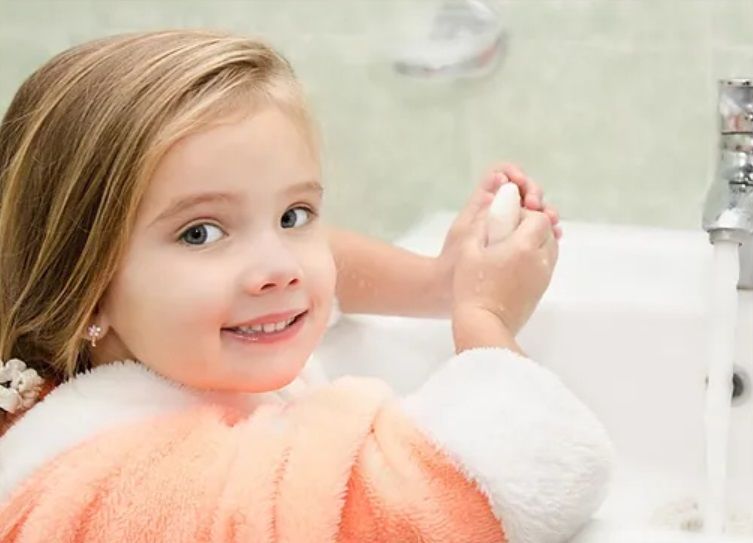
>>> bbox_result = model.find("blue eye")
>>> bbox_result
[179,223,224,246]
[281,207,314,229]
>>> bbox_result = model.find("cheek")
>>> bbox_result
[108,253,232,352]
[302,242,337,304]
[307,248,337,344]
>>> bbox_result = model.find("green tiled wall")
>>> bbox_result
[1,0,749,239]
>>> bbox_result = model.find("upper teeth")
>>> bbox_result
[237,316,296,334]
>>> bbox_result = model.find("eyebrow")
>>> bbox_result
[151,181,324,226]
[285,180,324,198]
[151,192,236,226]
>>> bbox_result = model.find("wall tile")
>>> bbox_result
[1,0,750,238]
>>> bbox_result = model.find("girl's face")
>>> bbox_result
[95,106,336,392]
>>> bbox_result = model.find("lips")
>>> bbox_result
[226,309,307,329]
[222,310,308,344]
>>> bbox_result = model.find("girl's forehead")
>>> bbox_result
[164,109,315,175]
[138,107,321,220]
[160,107,317,173]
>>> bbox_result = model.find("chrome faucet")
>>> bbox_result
[703,79,753,289]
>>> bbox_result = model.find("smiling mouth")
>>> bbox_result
[223,310,308,337]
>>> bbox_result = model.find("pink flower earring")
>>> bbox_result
[87,324,102,348]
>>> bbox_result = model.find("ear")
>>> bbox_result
[81,306,112,343]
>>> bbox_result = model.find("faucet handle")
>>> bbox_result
[720,79,753,134]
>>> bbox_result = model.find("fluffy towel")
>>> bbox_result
[0,349,614,542]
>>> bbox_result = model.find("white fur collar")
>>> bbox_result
[0,359,324,501]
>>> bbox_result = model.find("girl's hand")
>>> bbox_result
[433,164,560,315]
[452,203,558,347]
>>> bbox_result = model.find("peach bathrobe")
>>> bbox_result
[0,348,613,543]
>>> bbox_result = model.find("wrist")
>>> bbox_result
[451,304,524,356]
[428,256,453,317]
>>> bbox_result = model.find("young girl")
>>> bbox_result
[0,30,611,542]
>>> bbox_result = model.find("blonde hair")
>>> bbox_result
[0,30,313,384]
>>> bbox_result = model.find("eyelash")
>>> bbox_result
[176,205,319,247]
[284,205,318,228]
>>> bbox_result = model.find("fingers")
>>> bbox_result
[489,163,562,235]
[544,205,559,225]
[473,169,506,207]
[542,224,559,265]
[483,168,506,193]
[469,191,494,249]
[493,163,543,211]
[544,206,563,239]
[523,187,544,212]
[510,209,554,249]
[456,170,507,231]
[520,211,558,271]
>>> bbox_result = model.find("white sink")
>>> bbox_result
[318,215,753,541]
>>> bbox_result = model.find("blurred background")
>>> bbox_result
[1,0,751,239]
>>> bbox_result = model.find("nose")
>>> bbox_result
[240,232,304,296]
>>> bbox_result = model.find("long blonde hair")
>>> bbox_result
[0,30,312,384]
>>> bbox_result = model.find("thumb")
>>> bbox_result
[454,171,506,233]
[511,209,553,248]
[469,192,493,249]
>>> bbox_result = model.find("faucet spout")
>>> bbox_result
[703,79,753,290]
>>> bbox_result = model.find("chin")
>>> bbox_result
[267,370,300,391]
[233,357,308,393]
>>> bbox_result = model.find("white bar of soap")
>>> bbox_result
[487,182,521,244]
